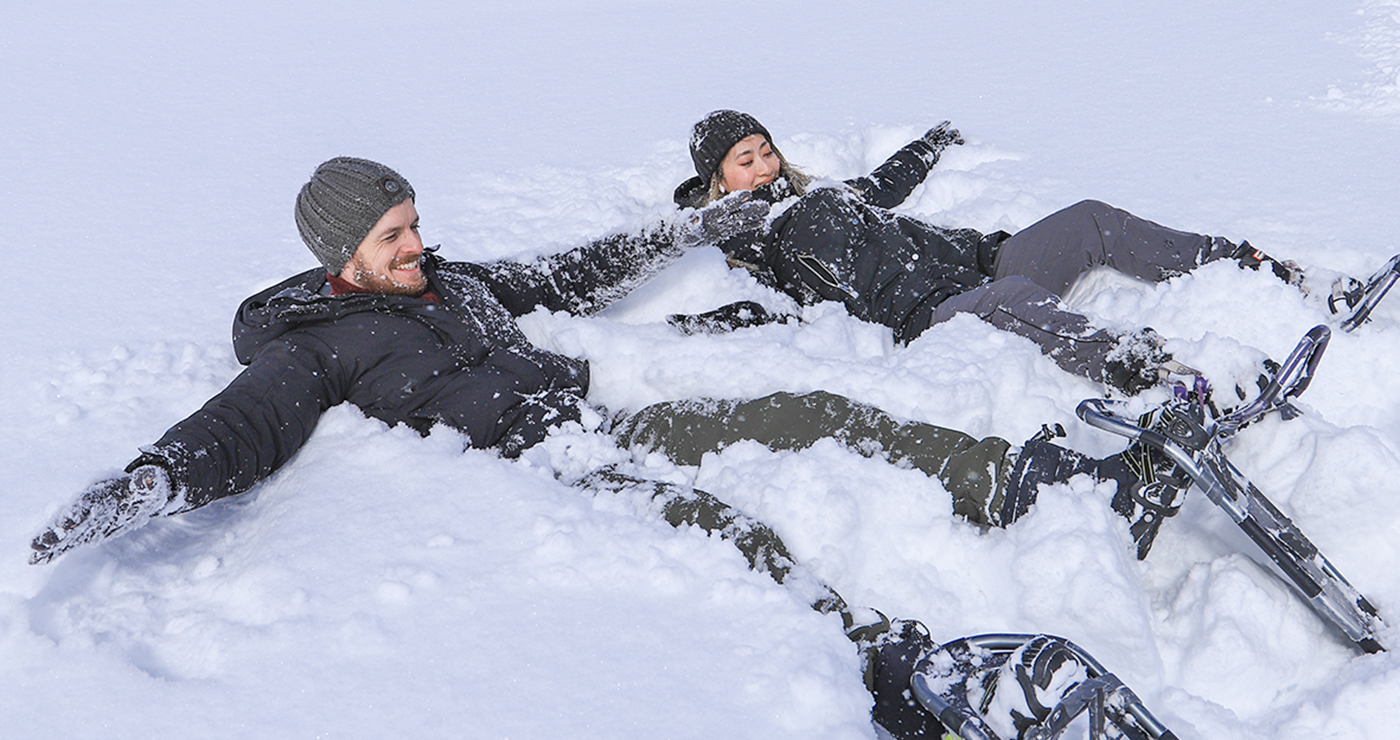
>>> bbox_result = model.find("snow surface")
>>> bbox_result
[3,1,1400,737]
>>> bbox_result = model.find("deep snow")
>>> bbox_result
[3,1,1400,738]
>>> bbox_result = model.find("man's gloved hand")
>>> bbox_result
[678,190,771,250]
[29,464,173,565]
[920,120,965,163]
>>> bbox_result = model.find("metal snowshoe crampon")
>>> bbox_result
[910,633,1178,740]
[1077,325,1386,654]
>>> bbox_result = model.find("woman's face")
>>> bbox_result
[717,134,780,192]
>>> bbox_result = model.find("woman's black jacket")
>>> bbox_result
[674,136,1005,343]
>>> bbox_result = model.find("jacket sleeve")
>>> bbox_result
[462,219,687,317]
[136,336,346,511]
[844,137,942,210]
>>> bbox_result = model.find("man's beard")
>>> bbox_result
[348,254,429,297]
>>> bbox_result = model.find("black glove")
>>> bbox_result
[29,464,173,565]
[1101,328,1171,395]
[678,190,771,250]
[919,120,964,162]
[667,300,795,336]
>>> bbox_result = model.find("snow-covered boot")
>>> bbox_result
[999,423,1187,559]
[997,427,1102,526]
[1232,241,1392,325]
[860,618,947,739]
[997,424,1163,528]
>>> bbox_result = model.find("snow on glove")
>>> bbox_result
[667,300,795,335]
[919,120,964,163]
[1101,327,1200,395]
[677,190,770,250]
[29,465,174,565]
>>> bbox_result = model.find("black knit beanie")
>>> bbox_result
[689,110,774,186]
[295,157,416,274]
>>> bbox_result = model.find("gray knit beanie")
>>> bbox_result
[295,157,416,274]
[689,110,774,186]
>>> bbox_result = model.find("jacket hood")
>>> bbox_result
[232,254,447,365]
[673,176,707,209]
[233,268,332,364]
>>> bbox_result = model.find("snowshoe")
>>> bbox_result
[1077,325,1386,653]
[1237,243,1397,333]
[1335,253,1399,332]
[910,633,1179,740]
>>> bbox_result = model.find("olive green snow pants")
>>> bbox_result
[577,462,948,736]
[584,391,1015,738]
[612,390,1014,525]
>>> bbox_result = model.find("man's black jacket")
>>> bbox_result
[140,226,682,511]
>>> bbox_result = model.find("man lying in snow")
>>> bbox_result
[28,156,1174,739]
[670,109,1368,395]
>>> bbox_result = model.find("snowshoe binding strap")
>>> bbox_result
[1328,275,1365,314]
[910,633,1179,740]
[1112,476,1188,560]
[1338,253,1400,332]
[1104,406,1197,558]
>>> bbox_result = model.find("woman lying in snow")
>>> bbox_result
[670,109,1352,395]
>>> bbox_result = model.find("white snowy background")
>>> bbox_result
[3,0,1400,737]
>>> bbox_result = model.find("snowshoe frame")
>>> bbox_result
[910,633,1178,740]
[1077,325,1386,653]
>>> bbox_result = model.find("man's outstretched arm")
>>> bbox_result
[30,339,343,564]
